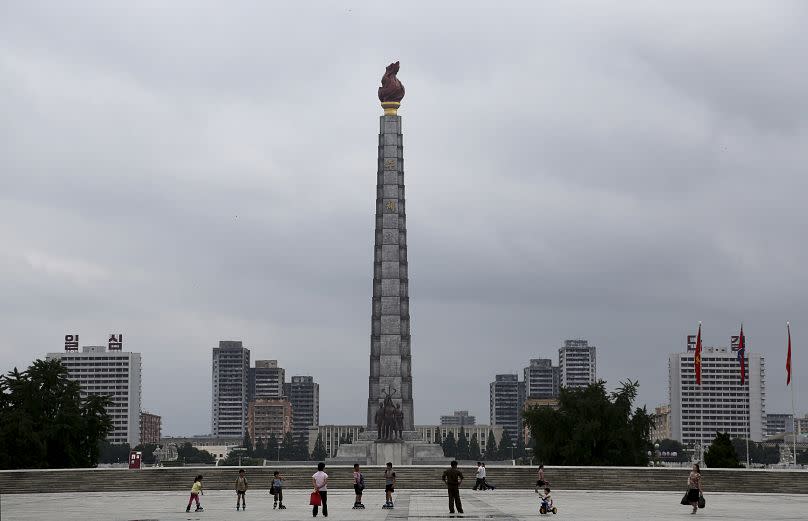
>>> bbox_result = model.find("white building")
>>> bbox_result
[47,345,142,445]
[558,339,597,388]
[669,345,766,446]
[524,358,560,398]
[212,341,250,437]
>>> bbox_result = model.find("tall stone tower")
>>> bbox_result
[367,61,414,432]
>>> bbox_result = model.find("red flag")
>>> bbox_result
[694,323,702,385]
[738,325,746,385]
[787,323,792,385]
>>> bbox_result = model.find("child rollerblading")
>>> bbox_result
[382,462,396,509]
[186,475,204,512]
[352,463,366,509]
[235,468,248,510]
[271,471,285,509]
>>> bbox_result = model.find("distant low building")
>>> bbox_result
[159,435,241,463]
[247,398,292,447]
[140,411,162,445]
[418,424,504,458]
[650,405,671,441]
[440,410,476,426]
[307,425,366,458]
[766,413,794,436]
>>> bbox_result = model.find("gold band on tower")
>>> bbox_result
[381,101,400,116]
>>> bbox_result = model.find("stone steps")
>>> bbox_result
[2,466,807,494]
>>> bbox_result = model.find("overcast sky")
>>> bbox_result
[1,1,807,436]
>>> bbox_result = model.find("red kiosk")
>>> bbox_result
[128,450,142,469]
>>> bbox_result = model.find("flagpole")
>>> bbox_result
[789,322,796,467]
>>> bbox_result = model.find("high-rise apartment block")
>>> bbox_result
[47,345,142,445]
[669,343,766,446]
[284,376,319,441]
[247,398,292,446]
[249,360,285,401]
[558,339,597,389]
[212,341,250,438]
[440,410,476,426]
[140,411,162,445]
[489,374,525,442]
[524,358,560,398]
[766,413,794,436]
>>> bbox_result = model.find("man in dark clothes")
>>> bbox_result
[442,460,464,514]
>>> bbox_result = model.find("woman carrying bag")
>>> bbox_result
[682,463,704,514]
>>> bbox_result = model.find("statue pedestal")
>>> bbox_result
[332,432,446,465]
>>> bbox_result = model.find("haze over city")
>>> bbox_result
[1,1,807,437]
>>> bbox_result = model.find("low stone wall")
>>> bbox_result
[1,465,807,495]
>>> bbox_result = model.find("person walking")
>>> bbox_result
[442,460,464,515]
[185,474,204,512]
[312,462,329,517]
[481,462,493,490]
[352,463,365,509]
[535,464,546,493]
[686,463,702,514]
[383,462,396,508]
[234,468,248,511]
[271,470,285,509]
[473,462,484,491]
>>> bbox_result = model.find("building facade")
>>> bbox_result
[247,398,292,446]
[440,410,476,426]
[524,358,561,399]
[249,359,285,402]
[558,339,597,389]
[669,344,766,446]
[489,374,525,442]
[650,405,672,441]
[47,345,142,445]
[284,376,319,442]
[307,425,366,458]
[419,424,504,454]
[212,341,251,437]
[766,413,794,436]
[140,411,162,445]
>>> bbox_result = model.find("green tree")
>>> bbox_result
[656,438,689,463]
[280,432,296,461]
[133,443,157,465]
[498,430,514,460]
[266,433,279,461]
[456,427,470,460]
[732,438,780,466]
[485,431,498,460]
[98,442,130,464]
[254,438,265,460]
[311,433,328,461]
[442,431,457,458]
[296,435,310,461]
[177,442,216,464]
[705,432,742,468]
[523,380,652,466]
[0,359,112,469]
[469,433,482,460]
[515,435,527,461]
[242,433,253,456]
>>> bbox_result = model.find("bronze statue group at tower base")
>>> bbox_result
[375,390,404,441]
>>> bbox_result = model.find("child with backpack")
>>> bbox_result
[352,463,366,509]
[270,470,285,509]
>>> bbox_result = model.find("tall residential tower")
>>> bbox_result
[212,341,250,437]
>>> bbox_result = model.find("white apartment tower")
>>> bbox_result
[212,340,251,438]
[558,339,597,389]
[669,343,766,446]
[47,345,142,445]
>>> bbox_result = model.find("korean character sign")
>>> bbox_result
[64,334,79,351]
[108,334,123,351]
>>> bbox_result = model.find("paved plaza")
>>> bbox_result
[2,489,807,520]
